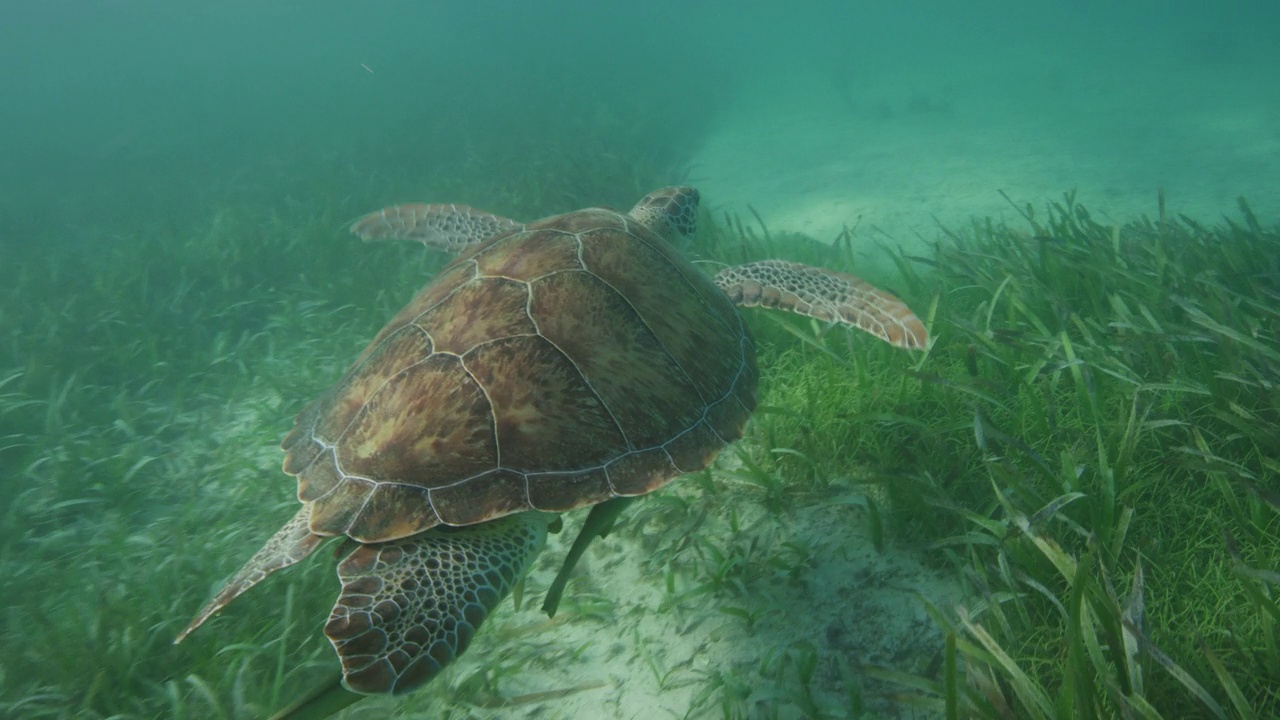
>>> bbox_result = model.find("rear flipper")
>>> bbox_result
[325,511,552,695]
[714,259,929,350]
[177,505,325,643]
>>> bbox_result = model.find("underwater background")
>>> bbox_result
[2,1,1278,718]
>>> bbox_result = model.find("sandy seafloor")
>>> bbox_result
[691,61,1280,274]
[343,477,960,720]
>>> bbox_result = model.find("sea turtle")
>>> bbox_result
[177,187,927,713]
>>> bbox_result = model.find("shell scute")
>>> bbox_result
[472,229,582,280]
[578,226,746,406]
[348,484,438,543]
[527,269,701,449]
[296,447,343,502]
[349,260,474,368]
[706,392,756,445]
[309,476,375,535]
[462,334,627,472]
[314,325,434,443]
[281,401,325,473]
[526,466,614,512]
[417,277,534,354]
[543,207,618,235]
[426,469,529,527]
[665,420,728,473]
[604,448,681,496]
[341,353,497,485]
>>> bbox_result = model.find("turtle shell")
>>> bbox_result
[280,207,758,543]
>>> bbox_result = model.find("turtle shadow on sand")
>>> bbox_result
[175,186,929,718]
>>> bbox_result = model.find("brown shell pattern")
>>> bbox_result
[282,208,757,543]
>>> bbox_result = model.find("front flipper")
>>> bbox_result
[541,496,634,618]
[350,204,524,254]
[714,259,929,350]
[324,512,552,696]
[177,505,325,643]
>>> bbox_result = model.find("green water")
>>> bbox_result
[2,2,1278,718]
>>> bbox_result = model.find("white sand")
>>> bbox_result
[352,470,961,720]
[691,60,1279,270]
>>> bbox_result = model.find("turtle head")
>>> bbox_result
[627,186,699,246]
